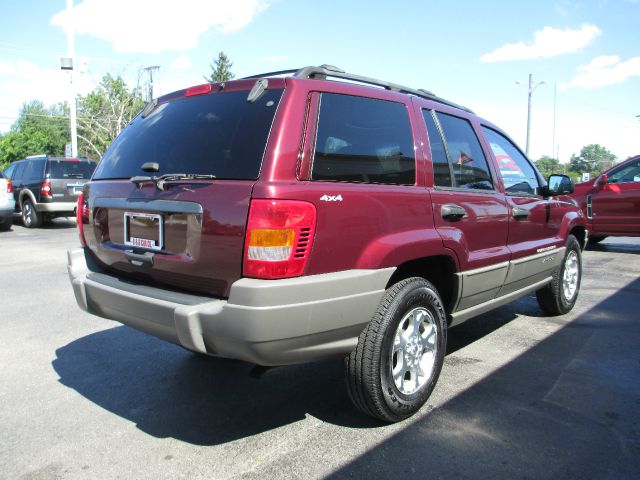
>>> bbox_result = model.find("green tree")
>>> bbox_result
[534,155,561,176]
[76,74,145,160]
[0,100,69,169]
[569,144,616,175]
[204,51,235,83]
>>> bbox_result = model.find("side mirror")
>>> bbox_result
[594,173,608,190]
[546,174,574,196]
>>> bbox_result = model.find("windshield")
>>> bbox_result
[48,160,96,179]
[93,88,284,181]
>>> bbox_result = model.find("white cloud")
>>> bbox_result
[480,24,601,63]
[51,0,269,54]
[0,59,95,132]
[170,55,192,70]
[561,55,640,89]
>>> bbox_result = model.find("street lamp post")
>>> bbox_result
[516,74,546,158]
[61,0,78,158]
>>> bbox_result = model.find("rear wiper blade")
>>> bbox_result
[130,173,217,190]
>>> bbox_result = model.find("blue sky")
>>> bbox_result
[1,0,639,162]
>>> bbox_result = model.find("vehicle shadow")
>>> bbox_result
[9,216,77,230]
[586,238,640,255]
[53,325,376,446]
[53,299,532,445]
[328,277,640,479]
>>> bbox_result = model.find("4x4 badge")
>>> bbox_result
[320,195,343,202]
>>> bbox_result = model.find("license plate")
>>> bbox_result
[124,212,163,251]
[67,183,85,195]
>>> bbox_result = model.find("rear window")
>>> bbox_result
[48,160,96,179]
[93,88,284,180]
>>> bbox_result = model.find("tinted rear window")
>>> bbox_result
[93,88,284,180]
[48,160,96,179]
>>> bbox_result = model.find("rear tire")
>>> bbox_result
[536,235,582,315]
[345,277,447,422]
[22,200,42,228]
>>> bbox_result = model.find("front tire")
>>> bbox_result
[22,200,42,228]
[345,277,447,422]
[536,235,582,315]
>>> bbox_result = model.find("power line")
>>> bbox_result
[558,92,638,117]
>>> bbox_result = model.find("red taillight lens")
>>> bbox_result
[6,179,13,193]
[40,181,52,198]
[243,199,317,279]
[76,192,89,247]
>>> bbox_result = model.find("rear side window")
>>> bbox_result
[48,160,96,179]
[23,159,46,183]
[312,93,415,185]
[93,88,284,180]
[435,112,493,190]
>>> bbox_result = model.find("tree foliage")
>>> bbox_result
[569,144,616,174]
[534,155,561,176]
[76,74,145,160]
[205,51,235,83]
[0,101,69,169]
[0,75,144,169]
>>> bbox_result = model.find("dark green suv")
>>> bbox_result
[3,156,97,228]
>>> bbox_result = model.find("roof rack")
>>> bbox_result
[241,64,473,113]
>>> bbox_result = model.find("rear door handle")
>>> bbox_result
[512,207,529,220]
[441,204,466,221]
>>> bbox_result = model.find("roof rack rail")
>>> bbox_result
[294,65,473,113]
[241,64,473,113]
[242,69,299,79]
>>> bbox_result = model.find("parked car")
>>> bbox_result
[3,155,97,227]
[570,155,640,244]
[67,65,586,422]
[0,170,15,230]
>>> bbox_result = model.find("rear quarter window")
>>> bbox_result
[312,93,415,185]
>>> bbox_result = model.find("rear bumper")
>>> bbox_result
[37,201,76,213]
[67,248,394,365]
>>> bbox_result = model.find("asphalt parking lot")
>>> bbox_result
[1,218,639,479]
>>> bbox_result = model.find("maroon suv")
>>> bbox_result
[68,65,586,422]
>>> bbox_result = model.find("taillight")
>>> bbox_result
[40,181,52,198]
[6,179,12,193]
[76,192,89,247]
[243,199,316,279]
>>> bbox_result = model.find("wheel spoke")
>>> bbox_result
[390,307,440,395]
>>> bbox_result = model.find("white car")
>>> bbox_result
[0,170,15,230]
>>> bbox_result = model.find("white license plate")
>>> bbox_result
[124,212,163,251]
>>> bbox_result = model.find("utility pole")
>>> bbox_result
[552,82,557,160]
[144,66,160,101]
[63,0,78,158]
[516,74,546,158]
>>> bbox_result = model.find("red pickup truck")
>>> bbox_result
[68,65,586,422]
[570,155,640,244]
